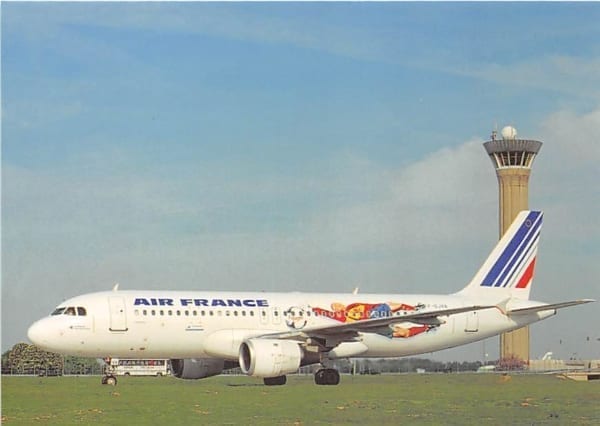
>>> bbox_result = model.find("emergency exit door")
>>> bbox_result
[464,311,479,333]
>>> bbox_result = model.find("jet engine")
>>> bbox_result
[239,338,302,378]
[170,358,224,379]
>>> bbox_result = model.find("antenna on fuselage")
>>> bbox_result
[112,283,120,292]
[352,287,359,295]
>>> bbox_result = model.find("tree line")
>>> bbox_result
[3,342,515,376]
[2,343,103,376]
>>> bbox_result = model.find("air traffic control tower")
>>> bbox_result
[483,126,542,362]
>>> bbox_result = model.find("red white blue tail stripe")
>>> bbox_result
[480,211,542,289]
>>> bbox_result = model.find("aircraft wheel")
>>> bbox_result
[326,369,340,385]
[263,375,287,386]
[315,369,325,385]
[315,368,340,385]
[103,375,117,386]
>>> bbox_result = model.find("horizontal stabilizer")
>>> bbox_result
[508,299,595,316]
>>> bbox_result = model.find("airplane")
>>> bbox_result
[27,211,593,385]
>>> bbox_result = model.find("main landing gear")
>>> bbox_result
[262,369,340,386]
[314,368,340,385]
[263,375,287,386]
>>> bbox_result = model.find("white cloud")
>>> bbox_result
[3,4,381,64]
[306,139,498,256]
[454,55,600,100]
[538,107,600,165]
[531,106,600,247]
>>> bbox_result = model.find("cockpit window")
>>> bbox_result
[50,306,87,316]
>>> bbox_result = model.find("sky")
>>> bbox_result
[2,2,599,362]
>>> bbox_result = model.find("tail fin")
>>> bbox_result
[459,210,542,300]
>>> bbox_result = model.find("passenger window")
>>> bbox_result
[77,307,87,316]
[65,307,76,316]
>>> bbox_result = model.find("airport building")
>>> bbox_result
[483,126,542,363]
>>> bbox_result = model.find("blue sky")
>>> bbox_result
[2,2,599,361]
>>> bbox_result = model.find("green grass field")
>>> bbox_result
[2,374,599,425]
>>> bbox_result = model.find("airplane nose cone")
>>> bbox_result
[27,320,48,348]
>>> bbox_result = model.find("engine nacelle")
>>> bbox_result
[239,339,302,378]
[170,358,224,380]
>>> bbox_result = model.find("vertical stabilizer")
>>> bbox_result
[458,210,542,301]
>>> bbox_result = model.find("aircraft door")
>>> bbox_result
[108,296,128,332]
[464,311,479,333]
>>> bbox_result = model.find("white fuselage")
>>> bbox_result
[27,290,552,360]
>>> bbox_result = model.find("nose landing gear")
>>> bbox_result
[101,374,117,386]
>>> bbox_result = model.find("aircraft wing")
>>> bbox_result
[261,305,495,343]
[508,299,595,316]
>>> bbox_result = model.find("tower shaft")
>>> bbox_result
[496,168,531,361]
[483,133,542,364]
[497,169,530,233]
